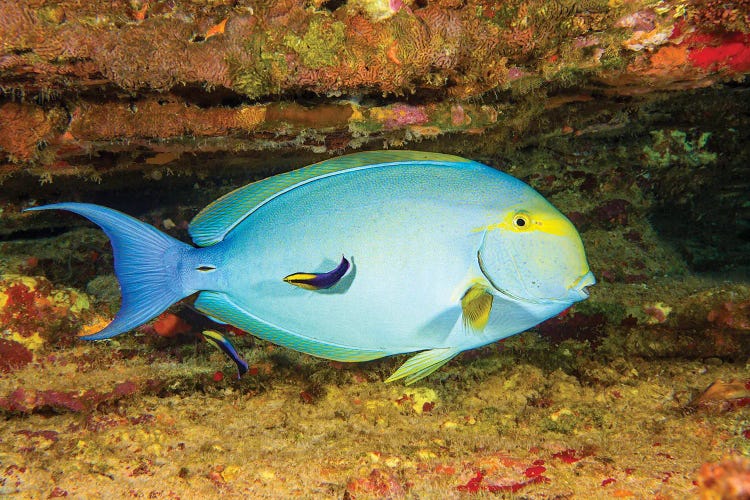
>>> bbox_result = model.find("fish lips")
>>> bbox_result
[568,270,596,301]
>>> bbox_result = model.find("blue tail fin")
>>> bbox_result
[25,203,193,340]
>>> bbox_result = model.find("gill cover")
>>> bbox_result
[477,201,591,304]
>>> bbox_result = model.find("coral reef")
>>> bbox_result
[0,339,32,373]
[2,112,750,495]
[0,274,93,350]
[0,319,748,496]
[0,0,749,180]
[0,382,142,413]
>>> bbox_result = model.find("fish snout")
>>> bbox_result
[569,271,596,301]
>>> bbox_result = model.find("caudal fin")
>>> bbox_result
[25,203,193,340]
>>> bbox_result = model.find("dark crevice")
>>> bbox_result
[0,226,69,242]
[319,0,347,12]
[169,84,247,108]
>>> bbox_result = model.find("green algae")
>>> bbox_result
[283,16,346,69]
[642,129,717,170]
[230,35,288,99]
[231,14,346,98]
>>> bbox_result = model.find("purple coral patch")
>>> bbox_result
[0,382,140,414]
[383,105,429,129]
[0,339,33,373]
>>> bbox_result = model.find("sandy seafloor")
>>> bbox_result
[0,315,748,499]
[1,124,749,498]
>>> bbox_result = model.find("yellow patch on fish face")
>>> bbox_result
[476,209,578,239]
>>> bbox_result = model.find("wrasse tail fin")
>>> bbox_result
[283,256,350,290]
[25,203,193,340]
[385,347,462,385]
[202,330,249,378]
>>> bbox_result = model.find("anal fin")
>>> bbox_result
[194,291,386,362]
[385,347,462,385]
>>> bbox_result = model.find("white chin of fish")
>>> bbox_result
[490,270,595,305]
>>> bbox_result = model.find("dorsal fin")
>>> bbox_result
[188,150,472,247]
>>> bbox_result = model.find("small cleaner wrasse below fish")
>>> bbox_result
[26,151,595,384]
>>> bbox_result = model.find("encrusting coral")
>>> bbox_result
[1,0,750,181]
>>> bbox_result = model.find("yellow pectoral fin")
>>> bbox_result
[461,283,493,331]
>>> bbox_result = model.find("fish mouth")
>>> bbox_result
[569,271,596,300]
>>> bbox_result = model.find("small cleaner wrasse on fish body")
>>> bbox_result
[26,151,595,384]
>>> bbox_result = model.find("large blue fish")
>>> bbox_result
[27,151,595,384]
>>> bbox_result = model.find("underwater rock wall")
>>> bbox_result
[1,0,750,179]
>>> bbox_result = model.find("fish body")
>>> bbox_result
[27,151,594,383]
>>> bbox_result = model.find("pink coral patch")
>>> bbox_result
[688,33,750,72]
[382,105,429,129]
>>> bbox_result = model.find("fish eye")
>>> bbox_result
[512,213,531,230]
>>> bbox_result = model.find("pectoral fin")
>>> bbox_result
[461,283,494,331]
[202,329,249,379]
[284,256,350,290]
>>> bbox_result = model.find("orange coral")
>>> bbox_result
[0,3,36,53]
[204,17,227,40]
[0,103,63,162]
[67,100,267,140]
[697,456,750,500]
[650,45,689,70]
[132,2,149,21]
[502,28,537,58]
[346,14,380,46]
[386,41,402,66]
[689,0,750,33]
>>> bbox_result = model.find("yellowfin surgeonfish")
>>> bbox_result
[25,151,595,384]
